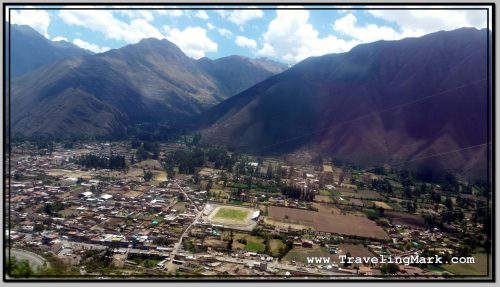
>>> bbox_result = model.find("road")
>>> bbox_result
[168,181,205,264]
[9,249,49,270]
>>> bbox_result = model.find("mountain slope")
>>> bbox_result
[11,37,287,138]
[197,55,288,97]
[9,24,92,78]
[197,28,490,178]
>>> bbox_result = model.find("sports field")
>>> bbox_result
[212,207,250,222]
[205,204,260,230]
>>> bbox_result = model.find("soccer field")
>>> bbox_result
[212,207,250,222]
[205,204,259,230]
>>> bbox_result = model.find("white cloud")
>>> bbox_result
[195,10,209,20]
[11,7,51,38]
[333,13,411,42]
[114,6,182,19]
[369,9,488,36]
[219,8,263,26]
[164,26,217,59]
[258,9,359,63]
[164,10,184,17]
[73,38,110,53]
[119,10,155,22]
[217,28,233,38]
[52,36,68,42]
[206,22,233,38]
[235,35,257,49]
[59,10,165,43]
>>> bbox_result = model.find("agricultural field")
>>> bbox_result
[135,159,162,170]
[268,206,388,240]
[152,171,167,181]
[385,211,426,229]
[335,244,375,264]
[319,190,331,196]
[269,239,286,257]
[46,169,93,178]
[226,233,266,253]
[441,253,489,276]
[123,191,143,199]
[387,201,404,211]
[340,189,384,200]
[373,201,393,210]
[172,202,187,213]
[315,195,333,203]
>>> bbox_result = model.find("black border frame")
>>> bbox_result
[2,2,495,283]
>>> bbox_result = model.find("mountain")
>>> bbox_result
[9,24,92,78]
[10,37,287,138]
[197,28,491,178]
[197,55,288,97]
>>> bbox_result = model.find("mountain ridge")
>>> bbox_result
[10,32,288,138]
[196,27,491,178]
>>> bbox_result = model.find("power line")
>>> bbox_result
[253,77,488,152]
[390,142,490,166]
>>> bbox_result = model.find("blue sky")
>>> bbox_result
[8,5,490,64]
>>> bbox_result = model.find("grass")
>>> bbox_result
[213,207,250,221]
[172,202,187,213]
[245,242,266,253]
[319,190,331,196]
[239,235,266,253]
[440,253,488,276]
[362,208,380,220]
[269,239,286,257]
[373,201,393,210]
[387,201,403,211]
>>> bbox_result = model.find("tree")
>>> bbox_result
[43,203,53,216]
[165,162,175,180]
[191,133,202,146]
[143,169,154,182]
[445,197,453,209]
[206,178,213,192]
[387,263,399,274]
[227,231,234,251]
[6,256,34,278]
[377,207,385,216]
[266,164,274,179]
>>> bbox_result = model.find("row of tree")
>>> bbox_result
[280,185,315,201]
[74,154,126,170]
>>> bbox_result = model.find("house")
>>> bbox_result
[301,240,314,248]
[358,266,373,276]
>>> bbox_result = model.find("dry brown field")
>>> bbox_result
[268,206,389,240]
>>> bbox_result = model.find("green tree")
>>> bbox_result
[143,169,154,182]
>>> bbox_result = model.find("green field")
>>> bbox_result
[245,241,266,253]
[212,207,250,221]
[319,190,331,196]
[269,239,286,257]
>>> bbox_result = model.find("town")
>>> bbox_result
[5,138,491,279]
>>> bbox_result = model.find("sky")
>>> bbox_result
[7,5,490,64]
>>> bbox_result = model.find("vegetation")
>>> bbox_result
[213,207,249,221]
[5,256,36,278]
[74,153,126,170]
